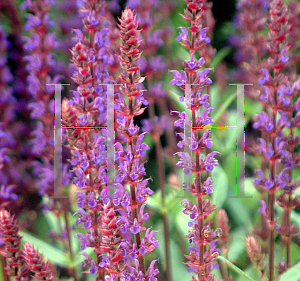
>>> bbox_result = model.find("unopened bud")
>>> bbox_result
[246,235,263,263]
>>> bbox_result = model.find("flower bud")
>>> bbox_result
[246,235,264,264]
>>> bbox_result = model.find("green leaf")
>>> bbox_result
[143,133,155,151]
[210,47,232,68]
[212,165,228,208]
[212,88,236,125]
[168,88,185,112]
[217,255,255,281]
[155,221,192,281]
[279,262,300,281]
[146,193,161,211]
[236,264,261,281]
[73,247,94,267]
[19,230,69,267]
[228,227,247,261]
[225,193,251,228]
[291,209,300,227]
[175,210,191,238]
[44,211,60,234]
[210,84,221,110]
[275,206,300,227]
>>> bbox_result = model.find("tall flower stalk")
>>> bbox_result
[64,0,118,279]
[22,0,61,196]
[275,0,300,271]
[0,26,18,208]
[170,0,221,280]
[113,7,159,281]
[126,1,173,279]
[253,0,300,279]
[22,1,79,280]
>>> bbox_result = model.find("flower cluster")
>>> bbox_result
[98,201,125,278]
[126,1,176,279]
[22,242,53,281]
[0,27,14,152]
[251,0,300,278]
[55,0,83,84]
[0,209,28,279]
[170,0,221,280]
[64,0,119,279]
[127,0,171,140]
[232,0,269,99]
[113,8,159,280]
[22,0,61,196]
[0,27,17,203]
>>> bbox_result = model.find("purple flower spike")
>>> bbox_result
[113,8,159,280]
[171,0,221,278]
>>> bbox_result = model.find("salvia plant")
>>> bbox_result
[170,0,221,280]
[0,0,299,281]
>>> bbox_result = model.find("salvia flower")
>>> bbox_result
[65,0,118,279]
[0,27,19,192]
[0,209,28,279]
[23,0,60,196]
[114,7,159,280]
[251,0,300,278]
[0,185,18,208]
[98,201,125,279]
[22,242,53,281]
[170,0,220,280]
[231,0,269,102]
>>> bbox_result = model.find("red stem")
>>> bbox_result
[127,97,146,276]
[268,91,277,281]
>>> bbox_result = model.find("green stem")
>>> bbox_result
[0,253,9,281]
[148,79,172,281]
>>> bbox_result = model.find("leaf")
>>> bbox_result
[225,192,251,228]
[169,239,192,281]
[44,211,60,234]
[19,230,69,267]
[146,193,161,211]
[212,165,228,208]
[143,133,155,151]
[168,88,185,112]
[291,209,300,227]
[175,210,191,238]
[210,46,232,68]
[228,227,248,261]
[212,88,236,125]
[217,255,256,281]
[275,206,300,227]
[73,247,95,267]
[210,84,221,110]
[279,262,300,281]
[236,264,261,281]
[155,221,192,281]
